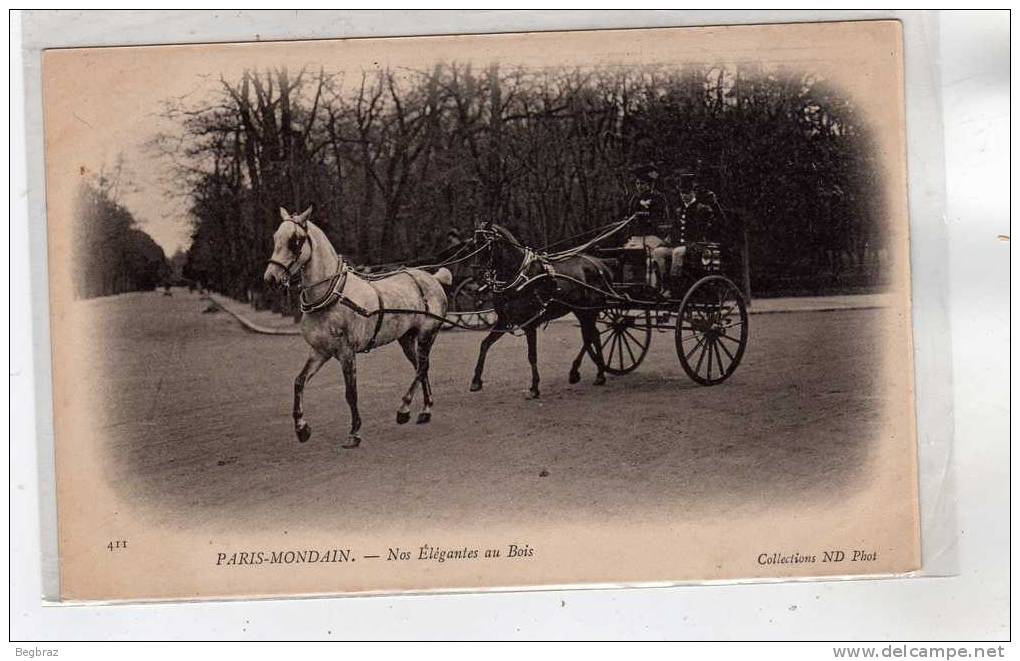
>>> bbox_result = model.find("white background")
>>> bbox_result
[7,10,1010,642]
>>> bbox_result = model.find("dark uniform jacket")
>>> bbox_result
[627,190,671,236]
[673,196,717,245]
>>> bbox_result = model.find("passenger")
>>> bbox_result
[622,163,670,254]
[651,172,717,294]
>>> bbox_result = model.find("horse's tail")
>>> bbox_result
[432,267,453,287]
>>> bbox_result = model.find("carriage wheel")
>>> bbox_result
[449,277,495,330]
[592,307,652,375]
[675,275,748,386]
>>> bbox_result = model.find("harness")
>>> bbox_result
[299,263,348,313]
[268,213,645,342]
[489,247,551,294]
[298,263,433,353]
[342,271,429,352]
[270,218,441,352]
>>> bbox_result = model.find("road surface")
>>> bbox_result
[81,289,888,531]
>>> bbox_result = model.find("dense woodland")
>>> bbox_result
[74,174,168,299]
[158,63,888,301]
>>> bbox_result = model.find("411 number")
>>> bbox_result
[107,540,128,551]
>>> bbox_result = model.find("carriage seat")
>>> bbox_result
[591,245,652,287]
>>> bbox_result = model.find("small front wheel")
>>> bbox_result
[593,307,652,375]
[675,275,748,385]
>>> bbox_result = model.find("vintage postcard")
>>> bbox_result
[43,20,919,601]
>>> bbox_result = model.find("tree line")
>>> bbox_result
[159,62,888,302]
[74,172,169,299]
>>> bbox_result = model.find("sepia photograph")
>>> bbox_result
[42,19,920,602]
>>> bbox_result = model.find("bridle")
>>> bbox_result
[473,226,503,291]
[266,217,351,313]
[474,226,544,294]
[266,218,311,285]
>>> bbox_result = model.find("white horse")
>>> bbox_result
[263,206,452,449]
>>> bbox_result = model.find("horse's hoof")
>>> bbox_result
[469,381,483,392]
[568,371,581,384]
[296,424,312,443]
[396,411,411,425]
[341,435,361,449]
[416,412,432,425]
[527,389,541,400]
[594,376,607,386]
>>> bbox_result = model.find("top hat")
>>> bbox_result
[674,171,696,192]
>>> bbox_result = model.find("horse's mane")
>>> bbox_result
[488,223,525,249]
[306,220,339,257]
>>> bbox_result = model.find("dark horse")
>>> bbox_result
[469,224,613,398]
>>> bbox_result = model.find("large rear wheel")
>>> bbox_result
[675,275,748,385]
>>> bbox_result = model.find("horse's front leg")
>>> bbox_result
[470,329,504,392]
[525,326,541,399]
[338,351,362,449]
[293,349,331,443]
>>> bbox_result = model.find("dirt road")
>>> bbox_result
[84,290,885,531]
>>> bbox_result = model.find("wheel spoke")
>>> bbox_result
[685,333,707,361]
[619,330,637,365]
[622,327,648,351]
[717,335,737,362]
[600,325,614,351]
[713,339,727,377]
[609,331,621,366]
[695,338,710,376]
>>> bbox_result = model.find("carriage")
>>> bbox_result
[364,207,748,389]
[264,204,747,449]
[585,232,749,386]
[442,264,497,331]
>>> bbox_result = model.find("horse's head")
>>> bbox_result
[264,206,314,286]
[473,223,526,278]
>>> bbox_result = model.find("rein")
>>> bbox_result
[267,219,493,342]
[477,215,635,296]
[266,214,652,338]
